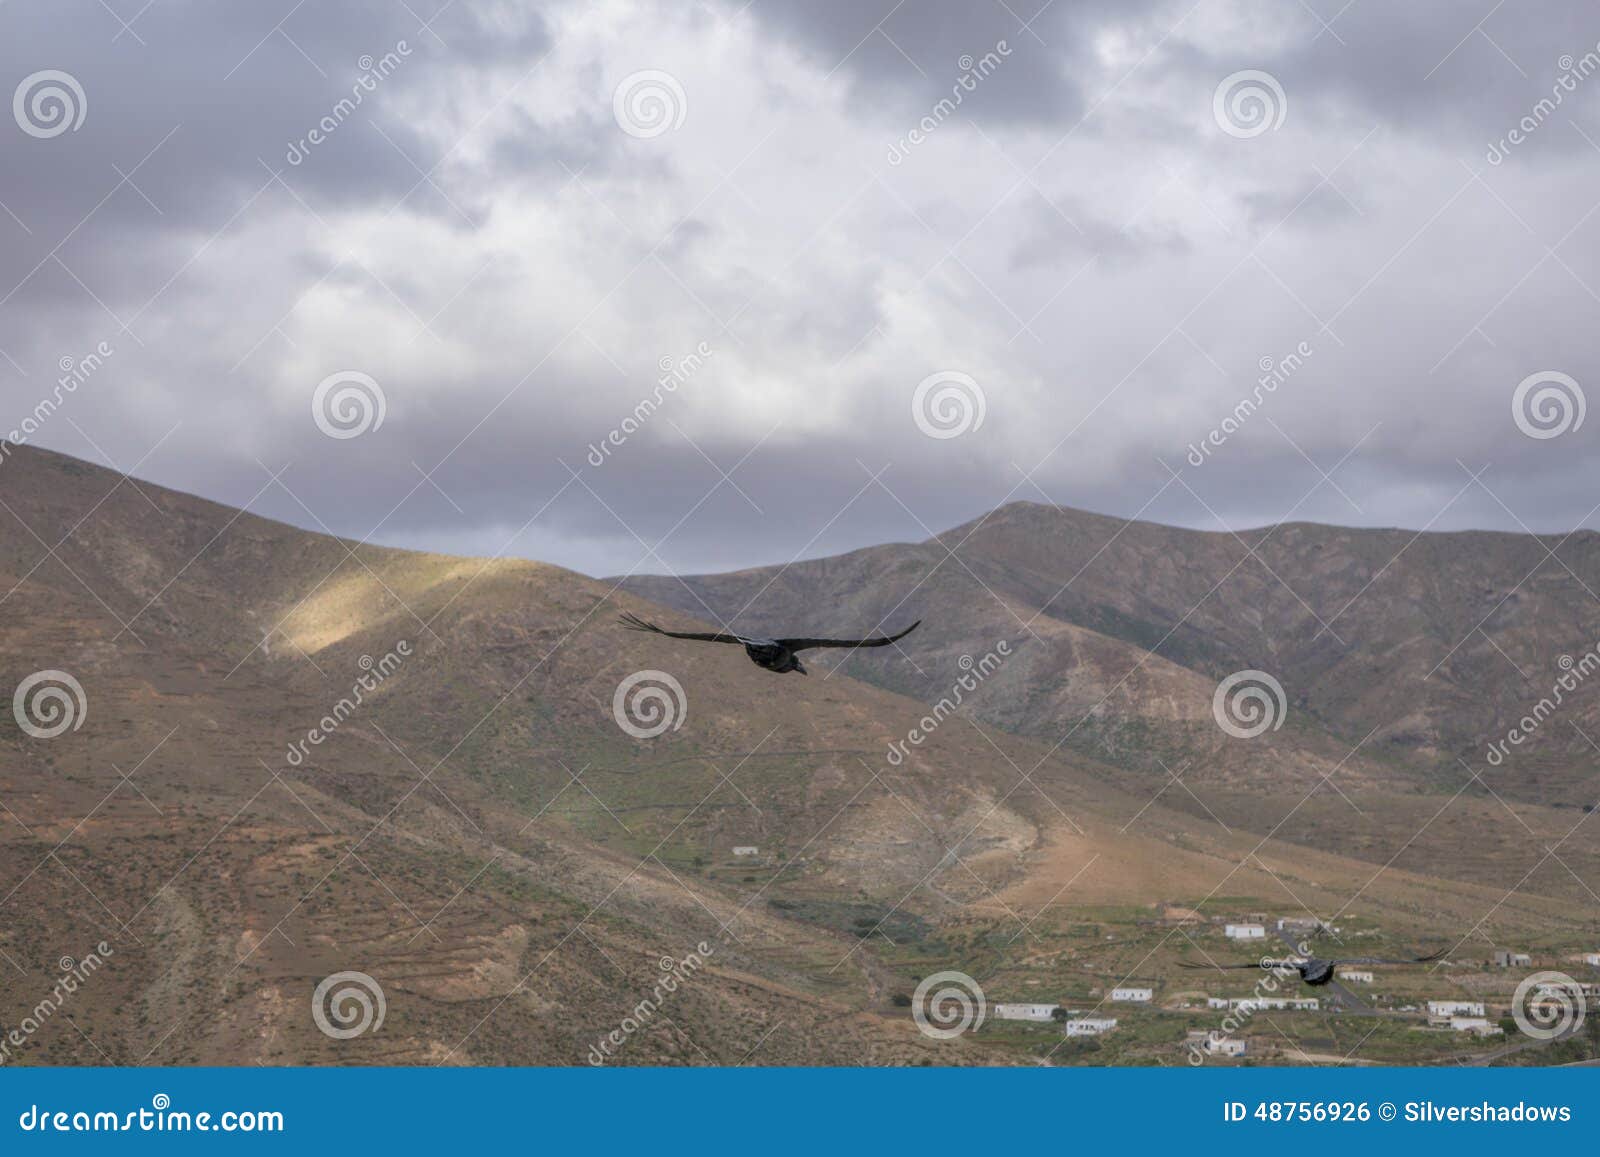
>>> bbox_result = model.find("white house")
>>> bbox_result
[732,846,759,857]
[1065,1017,1118,1037]
[1450,1017,1503,1036]
[1111,986,1153,1003]
[1204,1036,1247,1057]
[1583,953,1600,967]
[1339,969,1373,983]
[1225,923,1266,940]
[991,1003,1058,1022]
[1233,997,1319,1012]
[1428,1000,1485,1018]
[1206,997,1229,1010]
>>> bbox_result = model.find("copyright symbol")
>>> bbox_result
[1379,1102,1396,1121]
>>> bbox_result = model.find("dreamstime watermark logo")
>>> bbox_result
[1185,341,1313,466]
[311,971,386,1040]
[1212,70,1287,138]
[12,669,87,739]
[312,370,386,439]
[285,642,411,766]
[886,642,1011,765]
[1487,44,1600,164]
[1511,970,1586,1040]
[286,40,413,165]
[885,40,1012,165]
[13,70,86,138]
[587,942,715,1064]
[612,670,687,738]
[1511,370,1583,439]
[1212,669,1286,739]
[1485,647,1600,766]
[910,970,986,1040]
[612,70,686,138]
[587,342,713,466]
[912,371,986,439]
[0,941,113,1065]
[1,340,113,470]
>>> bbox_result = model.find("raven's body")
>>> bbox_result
[739,638,805,674]
[1288,959,1338,986]
[619,612,921,675]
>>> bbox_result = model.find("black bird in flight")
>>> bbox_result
[619,611,921,675]
[1181,949,1445,987]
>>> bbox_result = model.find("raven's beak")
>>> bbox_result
[795,662,808,675]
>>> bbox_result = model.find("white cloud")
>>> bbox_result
[3,0,1599,575]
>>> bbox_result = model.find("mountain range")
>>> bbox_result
[2,443,1595,1066]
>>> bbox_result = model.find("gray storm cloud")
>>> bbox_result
[2,0,1598,578]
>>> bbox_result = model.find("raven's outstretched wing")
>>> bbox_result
[777,620,922,653]
[618,612,745,645]
[1179,959,1295,971]
[1331,949,1447,966]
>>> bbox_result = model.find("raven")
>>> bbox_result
[619,611,921,675]
[1181,948,1445,987]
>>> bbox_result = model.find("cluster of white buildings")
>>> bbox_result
[1424,1001,1501,1034]
[1111,986,1152,1003]
[1206,996,1319,1012]
[989,1002,1121,1037]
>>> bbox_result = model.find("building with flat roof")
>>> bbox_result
[1233,996,1318,1012]
[1064,1018,1118,1036]
[1428,1001,1485,1018]
[991,1003,1058,1022]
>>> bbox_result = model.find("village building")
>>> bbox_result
[1111,986,1153,1003]
[1428,1000,1485,1018]
[1338,969,1373,983]
[991,1003,1059,1022]
[1064,1017,1118,1037]
[1224,923,1266,940]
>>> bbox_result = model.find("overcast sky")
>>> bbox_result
[3,0,1599,577]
